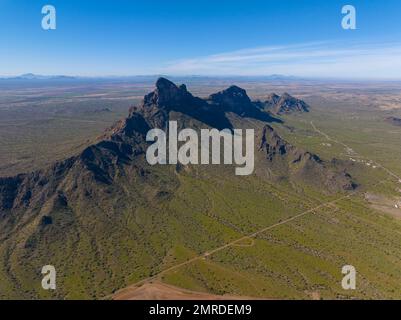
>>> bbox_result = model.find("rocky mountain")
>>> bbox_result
[258,92,310,115]
[208,85,258,117]
[0,78,355,299]
[0,78,351,211]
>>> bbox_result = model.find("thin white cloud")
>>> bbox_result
[162,41,401,79]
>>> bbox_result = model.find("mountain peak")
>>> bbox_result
[155,77,183,102]
[210,85,250,100]
[155,77,177,90]
[227,85,246,93]
[208,85,254,115]
[138,78,234,129]
[261,92,309,115]
[142,78,194,110]
[155,77,189,96]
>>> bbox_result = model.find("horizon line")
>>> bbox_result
[2,73,401,82]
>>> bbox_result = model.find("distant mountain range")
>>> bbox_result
[0,74,300,82]
[0,73,77,80]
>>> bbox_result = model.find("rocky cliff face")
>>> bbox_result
[259,92,310,115]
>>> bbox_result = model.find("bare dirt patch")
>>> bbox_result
[365,193,401,219]
[113,281,261,300]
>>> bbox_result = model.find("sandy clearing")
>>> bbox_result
[365,192,401,219]
[113,281,263,300]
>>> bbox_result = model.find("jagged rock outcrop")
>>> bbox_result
[260,125,320,163]
[258,125,356,191]
[208,85,279,122]
[208,85,254,115]
[136,77,232,130]
[259,92,310,115]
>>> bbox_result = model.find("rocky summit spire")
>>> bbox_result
[208,85,258,117]
[209,85,251,107]
[260,92,309,115]
[142,77,193,108]
[155,77,181,100]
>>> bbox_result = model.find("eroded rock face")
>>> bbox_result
[208,85,280,122]
[0,176,24,210]
[261,93,280,109]
[260,125,318,161]
[260,92,310,115]
[143,78,198,111]
[258,124,356,192]
[208,85,254,115]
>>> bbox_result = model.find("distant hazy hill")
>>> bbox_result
[0,74,300,83]
[0,73,77,81]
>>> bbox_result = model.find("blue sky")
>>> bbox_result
[1,0,401,79]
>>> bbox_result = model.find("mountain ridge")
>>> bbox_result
[0,77,353,212]
[257,92,310,115]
